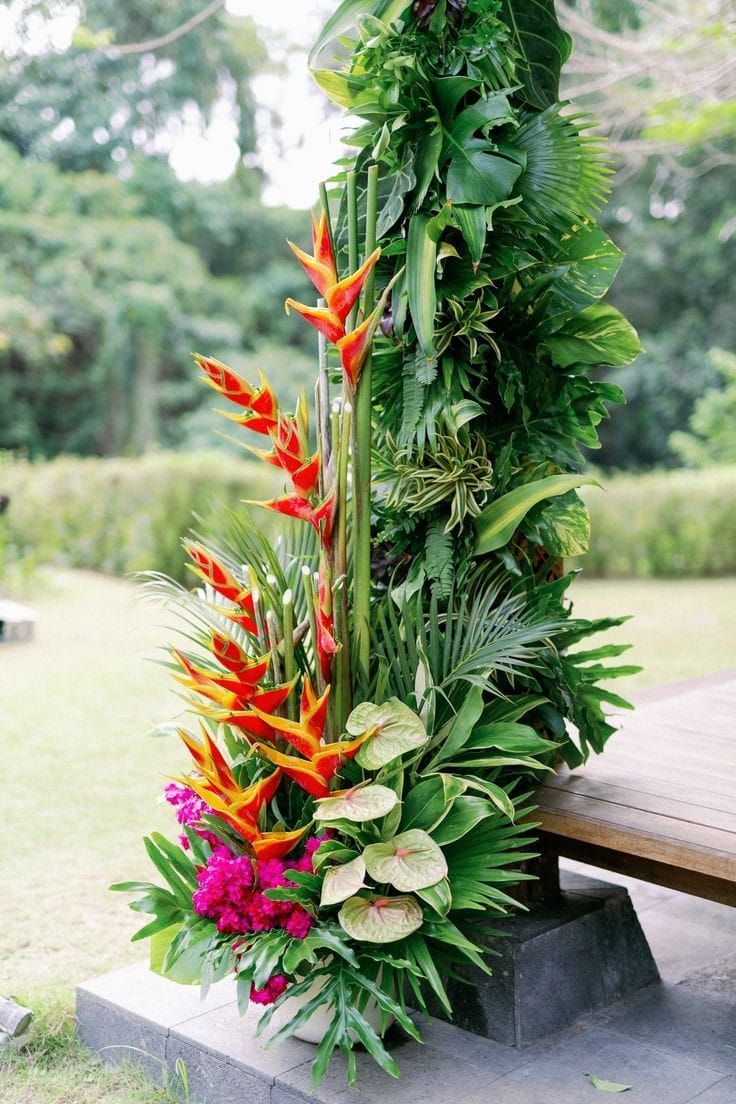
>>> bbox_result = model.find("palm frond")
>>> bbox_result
[513,105,612,226]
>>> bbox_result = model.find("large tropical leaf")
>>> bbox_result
[542,304,643,369]
[475,473,598,555]
[500,0,572,109]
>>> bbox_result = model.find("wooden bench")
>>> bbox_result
[538,672,736,907]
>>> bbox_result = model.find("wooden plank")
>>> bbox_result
[537,791,736,880]
[581,750,736,790]
[544,774,736,835]
[561,767,736,817]
[544,835,736,907]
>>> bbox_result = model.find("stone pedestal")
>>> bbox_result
[439,869,659,1047]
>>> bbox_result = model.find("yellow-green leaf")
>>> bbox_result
[475,474,599,555]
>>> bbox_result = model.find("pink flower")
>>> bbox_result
[250,974,289,1006]
[164,782,221,851]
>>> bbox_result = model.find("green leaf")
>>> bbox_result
[460,776,516,821]
[314,784,400,823]
[431,796,494,846]
[363,829,448,892]
[149,924,181,976]
[585,1074,632,1093]
[500,0,572,109]
[432,685,485,762]
[415,878,452,918]
[475,474,598,555]
[447,148,522,207]
[309,0,412,68]
[407,214,437,357]
[339,894,424,943]
[349,698,429,770]
[543,305,642,369]
[522,491,591,557]
[400,774,465,833]
[447,93,516,145]
[321,856,367,907]
[454,206,487,268]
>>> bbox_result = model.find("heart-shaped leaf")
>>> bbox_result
[313,784,400,824]
[363,829,448,892]
[339,894,424,944]
[348,699,428,771]
[320,856,367,907]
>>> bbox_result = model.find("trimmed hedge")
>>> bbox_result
[2,455,735,582]
[582,466,736,578]
[0,452,275,584]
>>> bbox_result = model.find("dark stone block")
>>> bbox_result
[166,1035,272,1104]
[440,871,659,1047]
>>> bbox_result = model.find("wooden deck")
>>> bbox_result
[538,671,736,905]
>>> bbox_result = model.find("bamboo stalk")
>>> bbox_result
[352,163,379,696]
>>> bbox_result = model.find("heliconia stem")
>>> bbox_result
[301,564,323,694]
[335,400,352,730]
[347,172,359,333]
[266,609,284,695]
[317,297,331,496]
[251,585,269,657]
[352,163,379,696]
[281,589,297,720]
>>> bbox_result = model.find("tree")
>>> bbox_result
[670,349,736,467]
[0,140,312,457]
[559,1,736,173]
[0,0,266,172]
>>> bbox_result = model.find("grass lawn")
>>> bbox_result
[2,568,735,1103]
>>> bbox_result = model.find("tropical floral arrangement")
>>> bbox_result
[114,0,641,1087]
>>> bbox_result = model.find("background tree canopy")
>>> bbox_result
[0,0,733,469]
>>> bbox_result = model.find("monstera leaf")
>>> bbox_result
[314,784,399,823]
[500,0,572,109]
[339,894,424,943]
[348,699,428,770]
[363,829,448,892]
[321,856,367,907]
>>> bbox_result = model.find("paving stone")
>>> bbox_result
[597,983,736,1075]
[272,1036,496,1104]
[461,1023,724,1104]
[682,1075,736,1101]
[411,1014,536,1077]
[639,910,736,983]
[679,951,736,998]
[78,961,237,1028]
[170,999,315,1079]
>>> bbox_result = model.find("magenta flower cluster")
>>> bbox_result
[191,835,327,941]
[163,782,221,850]
[249,974,289,1006]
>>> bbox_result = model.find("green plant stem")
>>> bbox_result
[335,400,353,730]
[352,163,379,696]
[317,297,331,495]
[347,171,359,331]
[281,589,297,719]
[301,565,323,694]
